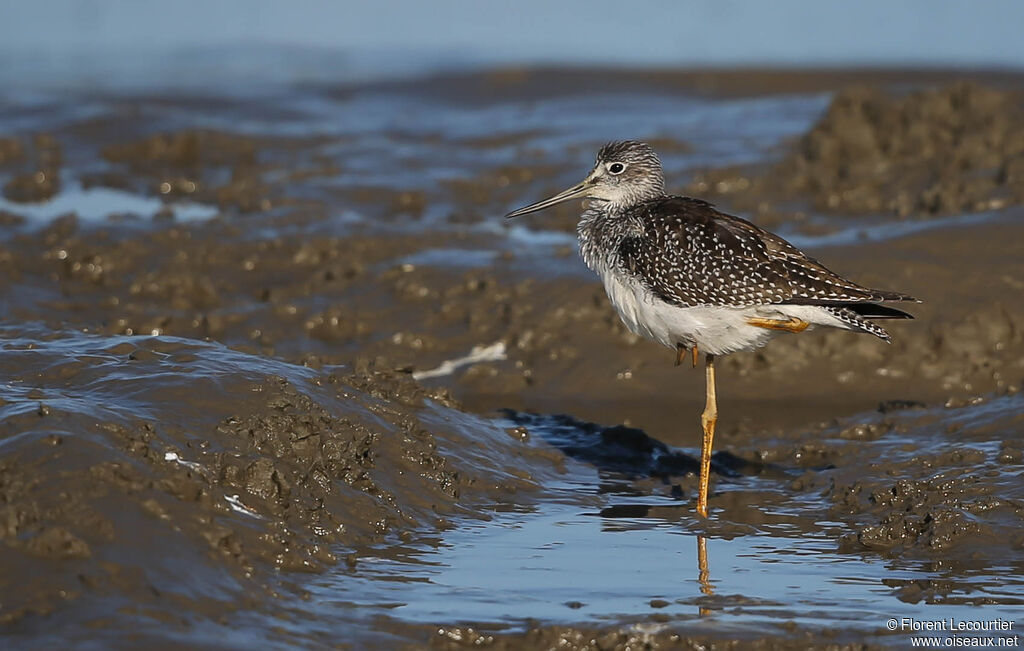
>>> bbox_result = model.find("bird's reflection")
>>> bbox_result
[498,410,774,616]
[697,535,714,615]
[592,499,716,614]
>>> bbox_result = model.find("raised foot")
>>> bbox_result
[747,316,810,333]
[674,343,699,368]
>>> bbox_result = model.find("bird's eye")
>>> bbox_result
[607,162,626,175]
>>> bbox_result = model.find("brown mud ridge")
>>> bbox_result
[692,81,1024,223]
[0,327,567,645]
[1,71,1023,647]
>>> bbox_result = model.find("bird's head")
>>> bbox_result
[505,140,665,218]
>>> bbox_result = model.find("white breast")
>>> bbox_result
[595,263,785,355]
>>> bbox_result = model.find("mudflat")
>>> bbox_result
[0,68,1021,649]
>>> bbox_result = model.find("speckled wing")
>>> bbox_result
[617,196,913,308]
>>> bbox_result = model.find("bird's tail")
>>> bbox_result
[843,303,916,320]
[821,304,913,342]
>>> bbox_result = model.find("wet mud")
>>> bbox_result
[1,68,1023,648]
[1,328,565,647]
[691,81,1024,223]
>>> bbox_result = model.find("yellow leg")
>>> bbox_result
[746,316,810,333]
[697,353,717,518]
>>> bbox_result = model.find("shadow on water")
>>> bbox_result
[500,408,800,518]
[500,408,801,479]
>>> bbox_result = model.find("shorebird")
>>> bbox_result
[506,141,916,517]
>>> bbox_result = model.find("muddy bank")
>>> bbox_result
[366,387,1024,650]
[692,81,1024,221]
[308,387,1022,649]
[0,327,564,644]
[2,305,1018,647]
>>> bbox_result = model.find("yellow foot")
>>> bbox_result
[674,344,700,368]
[747,316,810,333]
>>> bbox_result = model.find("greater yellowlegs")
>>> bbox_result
[506,141,916,517]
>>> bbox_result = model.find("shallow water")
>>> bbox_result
[0,181,218,224]
[321,503,1023,633]
[296,401,1024,642]
[0,82,827,231]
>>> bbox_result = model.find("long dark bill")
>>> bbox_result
[505,182,591,218]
